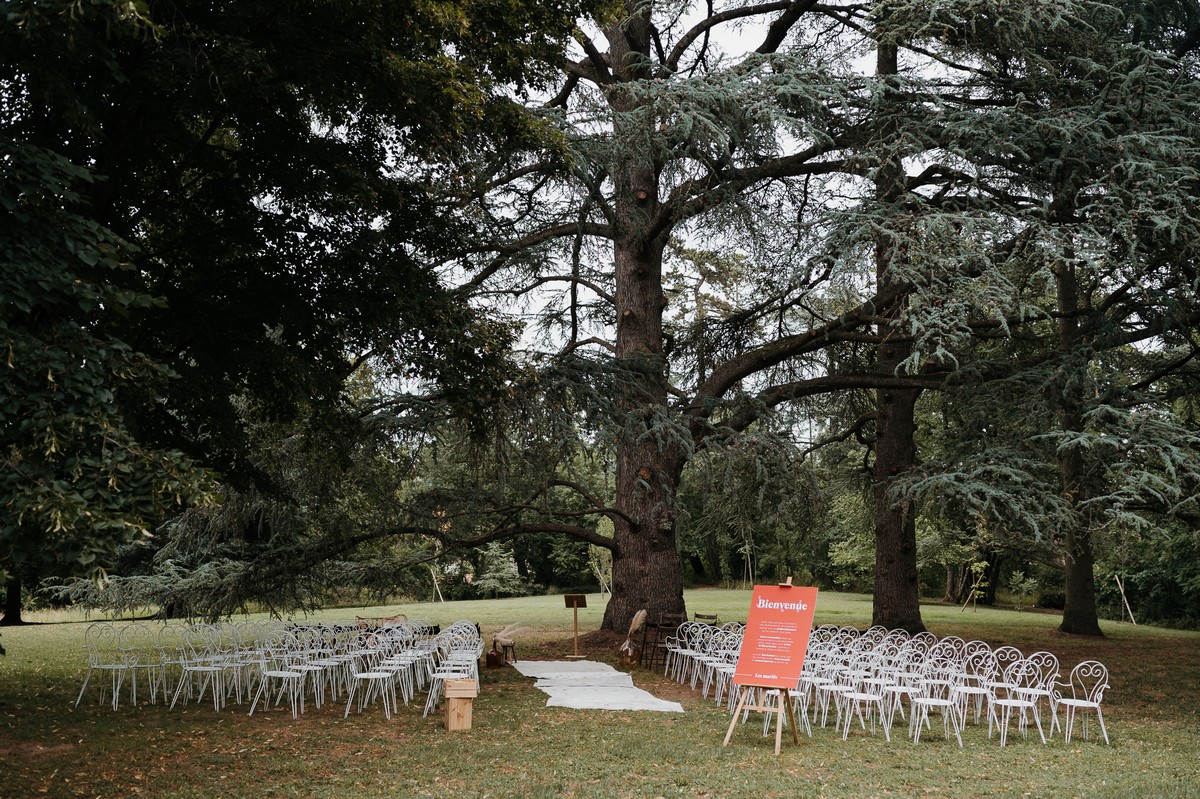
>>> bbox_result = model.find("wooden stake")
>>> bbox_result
[572,602,580,656]
[564,594,587,659]
[1115,575,1137,625]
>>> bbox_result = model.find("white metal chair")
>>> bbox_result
[422,629,481,718]
[119,624,162,706]
[170,626,230,711]
[909,657,963,747]
[1052,660,1110,744]
[344,649,399,720]
[952,648,997,726]
[838,652,892,742]
[987,659,1047,746]
[76,622,128,710]
[1018,650,1060,734]
[248,633,307,719]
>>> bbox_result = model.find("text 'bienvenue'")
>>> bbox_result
[755,597,809,612]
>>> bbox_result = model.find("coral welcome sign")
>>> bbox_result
[733,583,819,689]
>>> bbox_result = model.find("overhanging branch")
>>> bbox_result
[722,373,940,434]
[687,281,908,414]
[666,1,794,71]
[456,221,613,295]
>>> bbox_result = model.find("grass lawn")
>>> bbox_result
[2,588,1198,798]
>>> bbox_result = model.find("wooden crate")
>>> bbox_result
[445,679,477,699]
[445,679,477,731]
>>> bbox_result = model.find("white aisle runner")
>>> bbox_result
[512,660,684,713]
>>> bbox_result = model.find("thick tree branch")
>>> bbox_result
[756,0,821,54]
[504,274,615,305]
[559,336,618,356]
[457,160,560,206]
[576,30,614,84]
[803,411,877,456]
[457,523,617,550]
[653,151,851,239]
[721,373,939,435]
[1124,346,1200,391]
[547,72,581,108]
[686,281,908,414]
[563,57,604,85]
[547,478,635,527]
[666,1,794,72]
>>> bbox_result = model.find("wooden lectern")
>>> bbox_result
[564,594,587,659]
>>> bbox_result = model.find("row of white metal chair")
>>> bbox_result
[669,623,1110,747]
[75,619,482,721]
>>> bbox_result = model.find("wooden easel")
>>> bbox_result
[723,684,800,755]
[721,578,816,756]
[564,594,587,659]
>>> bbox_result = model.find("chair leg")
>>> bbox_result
[75,668,94,708]
[1095,708,1110,745]
[249,678,268,716]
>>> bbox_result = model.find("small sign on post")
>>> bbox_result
[564,594,587,659]
[723,580,818,754]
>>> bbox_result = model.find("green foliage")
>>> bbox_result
[3,0,596,612]
[15,0,1200,637]
[472,542,533,598]
[0,139,212,584]
[1007,570,1040,611]
[678,433,825,587]
[1097,521,1200,628]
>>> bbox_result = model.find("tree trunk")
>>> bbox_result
[1054,229,1103,636]
[944,564,960,604]
[600,223,687,630]
[605,439,687,631]
[870,39,926,633]
[599,9,686,632]
[1,575,23,625]
[705,535,725,585]
[982,557,1002,606]
[1061,525,1101,634]
[872,382,925,632]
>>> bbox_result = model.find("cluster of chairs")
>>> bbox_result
[75,619,483,721]
[639,611,723,671]
[663,623,1111,747]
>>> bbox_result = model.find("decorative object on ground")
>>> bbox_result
[619,609,647,667]
[355,614,407,628]
[491,623,529,665]
[513,660,683,713]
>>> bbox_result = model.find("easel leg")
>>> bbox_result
[774,690,786,754]
[724,687,750,747]
[784,688,799,745]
